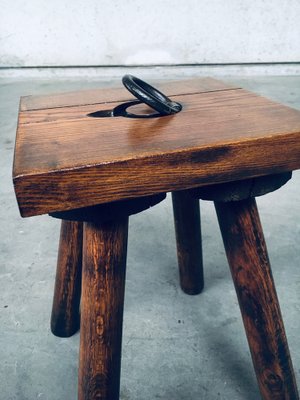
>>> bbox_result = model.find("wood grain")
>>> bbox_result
[172,190,203,294]
[79,217,128,400]
[51,220,83,337]
[215,198,299,400]
[13,79,300,217]
[20,77,237,111]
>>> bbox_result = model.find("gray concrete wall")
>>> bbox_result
[1,0,300,68]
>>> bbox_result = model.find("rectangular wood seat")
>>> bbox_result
[13,78,300,217]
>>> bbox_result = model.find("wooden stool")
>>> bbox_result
[13,77,300,399]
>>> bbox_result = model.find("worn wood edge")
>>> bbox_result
[19,78,241,111]
[13,132,300,217]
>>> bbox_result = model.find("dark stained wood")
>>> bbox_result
[51,220,83,337]
[13,79,300,217]
[172,190,203,294]
[49,192,166,222]
[215,198,299,400]
[79,217,128,400]
[193,172,292,202]
[20,77,238,111]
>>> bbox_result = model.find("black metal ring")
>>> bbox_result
[122,75,182,115]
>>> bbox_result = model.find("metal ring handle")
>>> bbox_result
[122,75,182,115]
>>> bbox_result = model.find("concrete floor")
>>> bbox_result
[1,75,300,400]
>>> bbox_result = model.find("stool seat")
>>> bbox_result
[13,78,300,217]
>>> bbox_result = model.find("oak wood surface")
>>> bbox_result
[51,220,83,337]
[79,217,128,400]
[215,198,299,400]
[13,78,300,217]
[20,77,237,111]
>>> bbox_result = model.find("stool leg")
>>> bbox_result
[79,217,128,400]
[51,220,83,337]
[172,190,204,294]
[215,198,299,400]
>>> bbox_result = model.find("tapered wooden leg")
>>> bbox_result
[79,217,128,400]
[51,220,83,337]
[172,190,204,294]
[215,198,299,400]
